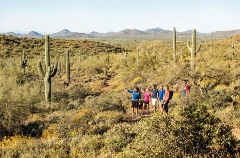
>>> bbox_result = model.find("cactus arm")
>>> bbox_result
[50,61,58,77]
[187,41,191,51]
[38,60,45,77]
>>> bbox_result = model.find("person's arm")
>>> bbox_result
[125,88,133,93]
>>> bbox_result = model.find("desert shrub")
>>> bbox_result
[69,134,103,157]
[102,123,136,157]
[70,108,95,135]
[85,91,126,112]
[22,121,46,138]
[92,111,124,135]
[175,94,238,157]
[0,135,71,158]
[0,99,30,139]
[69,86,100,101]
[208,89,233,110]
[118,114,179,158]
[117,93,238,157]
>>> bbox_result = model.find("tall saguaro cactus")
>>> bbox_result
[21,50,27,74]
[66,49,70,85]
[173,27,177,62]
[37,35,58,108]
[187,29,201,71]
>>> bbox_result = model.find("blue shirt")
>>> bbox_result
[158,90,165,100]
[128,90,141,101]
[151,89,158,99]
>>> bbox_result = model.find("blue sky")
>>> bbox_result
[0,0,240,34]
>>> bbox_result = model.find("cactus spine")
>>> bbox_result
[66,49,70,84]
[187,29,201,71]
[21,50,27,74]
[173,27,177,62]
[37,35,58,108]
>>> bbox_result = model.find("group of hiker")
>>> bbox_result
[125,80,190,115]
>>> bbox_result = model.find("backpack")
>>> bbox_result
[169,90,174,100]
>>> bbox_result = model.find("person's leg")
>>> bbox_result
[159,100,163,112]
[152,99,157,112]
[147,103,149,113]
[163,101,169,115]
[131,101,135,115]
[142,103,146,114]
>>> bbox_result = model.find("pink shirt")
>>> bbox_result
[144,92,151,102]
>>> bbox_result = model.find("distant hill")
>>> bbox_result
[62,32,94,39]
[209,29,240,38]
[114,29,148,37]
[2,28,240,39]
[50,29,73,38]
[25,31,43,38]
[145,27,165,33]
[49,29,93,39]
[145,27,172,37]
[3,31,43,38]
[4,32,21,36]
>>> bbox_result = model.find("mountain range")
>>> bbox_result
[2,28,240,39]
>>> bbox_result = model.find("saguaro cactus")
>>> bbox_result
[37,35,58,108]
[21,50,27,74]
[187,29,201,71]
[66,49,70,85]
[173,27,177,62]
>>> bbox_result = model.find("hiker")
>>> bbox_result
[182,80,190,98]
[151,84,158,112]
[158,85,165,111]
[162,85,170,114]
[141,87,151,114]
[125,86,141,115]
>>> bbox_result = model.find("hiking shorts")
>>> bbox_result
[132,101,139,108]
[152,98,157,106]
[143,101,149,104]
